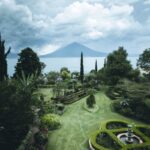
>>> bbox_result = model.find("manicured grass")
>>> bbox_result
[43,91,145,150]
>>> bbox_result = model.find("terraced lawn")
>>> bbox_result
[45,91,144,150]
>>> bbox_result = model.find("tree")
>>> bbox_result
[60,67,71,80]
[0,34,11,81]
[137,49,150,73]
[128,69,140,82]
[61,70,71,80]
[0,74,38,149]
[86,94,96,108]
[14,47,42,78]
[80,52,84,83]
[95,60,98,72]
[104,47,132,85]
[60,67,70,73]
[47,71,60,84]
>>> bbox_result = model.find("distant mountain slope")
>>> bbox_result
[41,42,107,57]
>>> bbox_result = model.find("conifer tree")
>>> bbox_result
[80,52,84,83]
[95,60,98,72]
[0,34,11,81]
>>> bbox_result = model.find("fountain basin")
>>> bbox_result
[117,132,143,144]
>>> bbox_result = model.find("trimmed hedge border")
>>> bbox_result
[89,120,150,150]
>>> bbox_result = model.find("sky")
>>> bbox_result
[0,0,150,55]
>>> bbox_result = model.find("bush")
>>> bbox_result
[96,132,121,149]
[138,127,150,137]
[34,131,48,146]
[86,94,96,108]
[40,114,61,130]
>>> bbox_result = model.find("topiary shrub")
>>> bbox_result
[40,114,61,130]
[86,94,96,108]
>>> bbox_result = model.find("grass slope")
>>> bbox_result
[45,91,144,150]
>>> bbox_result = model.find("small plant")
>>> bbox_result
[40,113,61,130]
[86,94,96,108]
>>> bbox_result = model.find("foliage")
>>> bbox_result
[95,60,98,72]
[86,94,96,108]
[47,71,59,84]
[61,70,71,80]
[100,47,132,85]
[137,48,150,73]
[14,47,43,78]
[0,74,38,149]
[90,120,150,150]
[113,98,150,123]
[80,52,84,83]
[60,67,70,73]
[17,130,32,150]
[40,114,61,130]
[106,121,127,129]
[128,69,140,82]
[138,127,150,138]
[0,34,10,81]
[39,99,55,116]
[71,71,80,80]
[34,131,48,146]
[96,132,121,150]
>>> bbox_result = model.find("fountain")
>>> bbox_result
[117,124,143,144]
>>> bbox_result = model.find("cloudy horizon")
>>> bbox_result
[0,0,150,55]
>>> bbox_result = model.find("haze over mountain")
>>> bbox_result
[41,42,107,57]
[7,42,138,58]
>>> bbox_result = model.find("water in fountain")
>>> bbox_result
[117,124,143,144]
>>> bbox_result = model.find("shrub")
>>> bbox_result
[34,131,48,146]
[138,127,150,137]
[40,114,61,130]
[106,121,127,129]
[96,132,121,149]
[86,94,96,108]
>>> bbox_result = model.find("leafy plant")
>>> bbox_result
[40,114,61,130]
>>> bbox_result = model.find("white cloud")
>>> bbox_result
[0,0,150,54]
[37,44,60,55]
[51,2,137,41]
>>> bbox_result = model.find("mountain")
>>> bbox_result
[41,42,107,57]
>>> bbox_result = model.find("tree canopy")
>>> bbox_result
[137,48,150,73]
[80,52,84,83]
[103,47,132,84]
[14,47,43,78]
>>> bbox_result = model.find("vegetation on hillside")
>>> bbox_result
[0,35,150,150]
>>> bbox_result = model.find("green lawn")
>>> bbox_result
[44,91,145,150]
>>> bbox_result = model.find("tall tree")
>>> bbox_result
[104,47,132,85]
[0,34,11,81]
[14,47,42,78]
[95,59,98,72]
[80,52,84,83]
[0,74,38,149]
[137,48,150,73]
